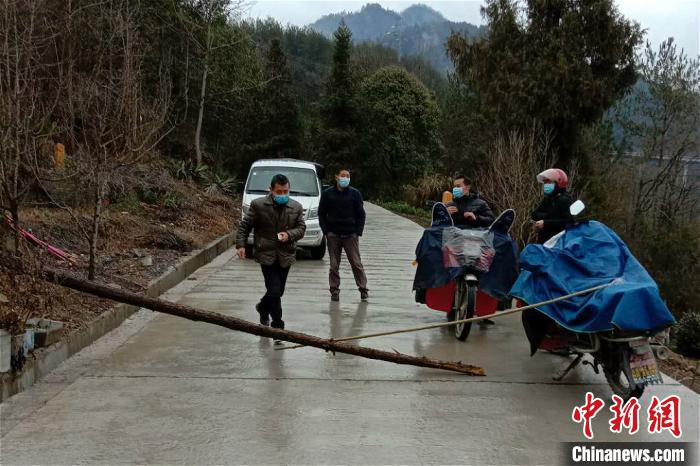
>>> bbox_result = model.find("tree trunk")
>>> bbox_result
[40,267,485,376]
[194,64,207,166]
[10,200,20,254]
[194,24,211,167]
[88,180,106,280]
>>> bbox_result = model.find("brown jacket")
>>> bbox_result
[236,194,306,268]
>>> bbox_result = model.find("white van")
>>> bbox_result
[242,159,326,260]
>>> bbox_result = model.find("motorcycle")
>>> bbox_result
[543,322,669,400]
[417,201,518,341]
[515,200,674,400]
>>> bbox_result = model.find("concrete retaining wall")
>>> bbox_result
[0,233,236,402]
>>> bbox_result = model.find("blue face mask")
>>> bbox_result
[452,187,464,199]
[543,183,556,195]
[338,177,350,188]
[273,194,289,205]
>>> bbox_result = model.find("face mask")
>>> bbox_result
[273,194,289,205]
[338,177,350,188]
[543,183,556,195]
[452,187,464,199]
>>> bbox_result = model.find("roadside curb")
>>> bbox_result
[0,232,236,402]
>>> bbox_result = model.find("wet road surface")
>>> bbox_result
[1,203,697,464]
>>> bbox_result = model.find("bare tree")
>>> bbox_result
[59,0,171,280]
[0,0,60,252]
[616,39,700,232]
[476,128,554,246]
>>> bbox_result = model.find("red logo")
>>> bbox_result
[572,393,683,439]
[572,392,606,439]
[609,395,641,434]
[647,395,682,438]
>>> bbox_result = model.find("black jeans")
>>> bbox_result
[259,261,290,328]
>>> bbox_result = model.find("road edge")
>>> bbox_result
[0,232,236,402]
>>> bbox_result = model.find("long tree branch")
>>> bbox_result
[39,266,485,376]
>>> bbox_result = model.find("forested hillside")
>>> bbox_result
[1,0,699,359]
[310,3,485,71]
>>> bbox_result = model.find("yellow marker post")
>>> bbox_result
[54,143,66,169]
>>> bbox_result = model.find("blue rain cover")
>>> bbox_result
[479,230,520,300]
[413,225,519,300]
[510,221,676,333]
[413,226,464,291]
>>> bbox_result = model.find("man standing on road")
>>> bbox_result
[236,174,306,329]
[318,168,368,302]
[446,174,495,228]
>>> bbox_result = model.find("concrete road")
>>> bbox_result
[1,204,698,465]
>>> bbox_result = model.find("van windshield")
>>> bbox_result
[246,167,319,196]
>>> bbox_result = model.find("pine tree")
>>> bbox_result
[256,38,302,158]
[325,21,353,127]
[447,0,643,167]
[319,22,357,171]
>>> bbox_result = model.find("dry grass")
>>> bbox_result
[476,129,554,246]
[1,181,240,333]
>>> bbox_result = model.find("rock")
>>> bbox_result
[140,255,153,267]
[0,293,8,303]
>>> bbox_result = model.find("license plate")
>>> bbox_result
[628,340,663,385]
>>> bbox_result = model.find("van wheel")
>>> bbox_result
[310,238,326,260]
[244,245,254,259]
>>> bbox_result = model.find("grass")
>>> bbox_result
[373,200,431,227]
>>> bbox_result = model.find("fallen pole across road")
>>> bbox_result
[276,280,620,351]
[39,266,485,376]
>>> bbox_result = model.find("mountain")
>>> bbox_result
[309,3,485,72]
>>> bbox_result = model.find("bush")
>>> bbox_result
[631,222,700,320]
[401,174,451,209]
[674,311,700,358]
[374,200,431,226]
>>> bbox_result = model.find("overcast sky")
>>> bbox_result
[244,0,700,58]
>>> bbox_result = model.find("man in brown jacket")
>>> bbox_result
[236,174,306,329]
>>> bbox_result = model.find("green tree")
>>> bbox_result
[605,39,700,317]
[440,74,483,174]
[318,22,357,170]
[253,39,302,158]
[355,66,442,195]
[447,0,643,166]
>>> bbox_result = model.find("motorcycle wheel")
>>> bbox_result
[603,345,645,400]
[454,279,476,341]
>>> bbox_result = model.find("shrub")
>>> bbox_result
[374,200,431,226]
[674,311,700,358]
[402,174,451,209]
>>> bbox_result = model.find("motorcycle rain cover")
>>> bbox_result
[510,221,676,333]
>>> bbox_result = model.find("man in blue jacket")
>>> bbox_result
[318,168,368,302]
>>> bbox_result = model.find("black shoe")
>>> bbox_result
[256,304,269,326]
[271,319,285,330]
[331,291,340,302]
[360,289,369,301]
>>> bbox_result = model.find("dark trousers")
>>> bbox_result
[259,261,290,327]
[327,233,367,292]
